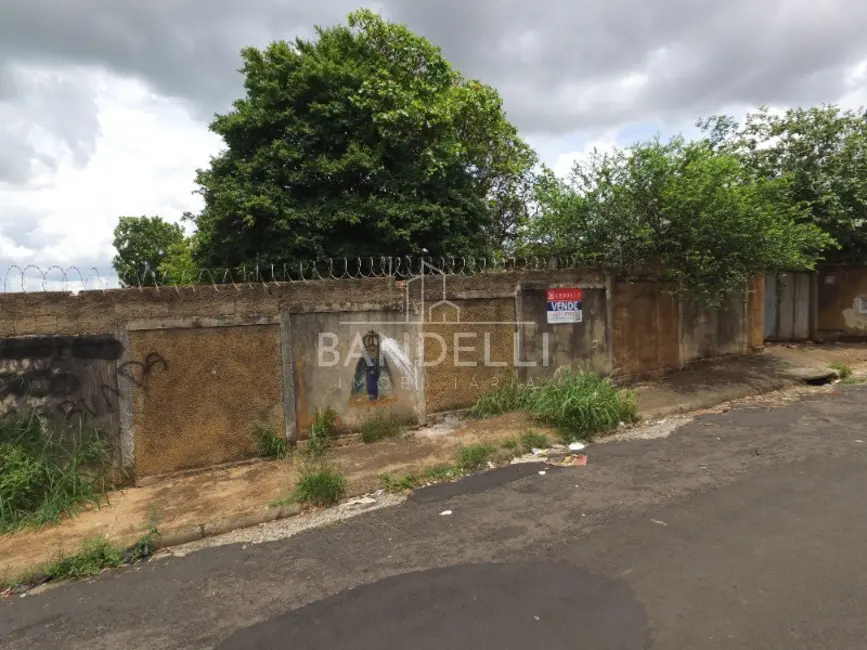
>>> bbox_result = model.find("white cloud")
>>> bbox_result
[0,66,222,272]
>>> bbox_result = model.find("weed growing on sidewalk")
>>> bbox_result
[456,444,497,472]
[306,408,337,457]
[253,423,291,460]
[520,430,549,451]
[361,415,402,444]
[425,464,457,482]
[470,375,529,418]
[380,472,422,492]
[295,467,347,507]
[830,363,854,380]
[0,411,110,533]
[500,437,519,451]
[471,370,639,443]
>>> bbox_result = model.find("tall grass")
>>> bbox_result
[306,408,337,457]
[0,411,110,533]
[253,423,290,459]
[470,370,639,443]
[295,467,347,507]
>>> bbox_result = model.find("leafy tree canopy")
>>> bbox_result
[192,9,535,268]
[699,105,867,262]
[112,216,184,286]
[524,137,833,305]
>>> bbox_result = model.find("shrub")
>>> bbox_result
[380,472,422,492]
[470,370,639,443]
[0,411,110,532]
[500,437,519,451]
[425,464,457,482]
[253,423,290,460]
[295,468,347,507]
[45,536,124,581]
[361,415,402,444]
[455,444,497,472]
[830,362,853,380]
[528,371,638,442]
[519,430,549,452]
[469,376,530,418]
[307,408,337,457]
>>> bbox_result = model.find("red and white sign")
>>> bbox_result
[546,288,583,324]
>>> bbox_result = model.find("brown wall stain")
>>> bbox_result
[748,276,765,348]
[817,266,867,333]
[130,325,284,478]
[423,299,516,413]
[612,282,679,376]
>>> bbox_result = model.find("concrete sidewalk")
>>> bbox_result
[2,343,866,584]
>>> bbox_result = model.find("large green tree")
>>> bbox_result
[524,137,833,305]
[112,216,184,286]
[192,9,534,268]
[699,105,867,262]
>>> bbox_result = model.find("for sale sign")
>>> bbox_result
[546,288,583,324]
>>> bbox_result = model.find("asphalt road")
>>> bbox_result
[3,385,867,649]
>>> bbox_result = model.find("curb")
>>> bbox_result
[152,504,302,550]
[641,378,798,421]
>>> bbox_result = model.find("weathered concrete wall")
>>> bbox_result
[612,282,680,376]
[0,335,126,472]
[290,311,422,435]
[129,324,284,478]
[516,285,609,381]
[422,298,517,413]
[748,276,765,349]
[817,266,867,336]
[0,267,759,479]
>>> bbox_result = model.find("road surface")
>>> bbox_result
[3,385,867,649]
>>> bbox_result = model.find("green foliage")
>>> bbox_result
[42,536,124,581]
[700,105,867,262]
[360,415,402,444]
[112,216,185,287]
[0,411,110,533]
[526,137,833,306]
[424,464,457,482]
[500,437,519,451]
[469,376,530,418]
[519,430,550,452]
[840,376,866,385]
[306,408,337,457]
[830,362,853,380]
[470,370,638,443]
[253,423,291,460]
[455,443,497,472]
[295,468,347,507]
[528,372,638,443]
[191,9,535,266]
[380,472,422,492]
[157,234,200,285]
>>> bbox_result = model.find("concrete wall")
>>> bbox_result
[290,310,422,435]
[817,266,867,338]
[0,269,761,481]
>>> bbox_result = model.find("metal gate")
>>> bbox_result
[764,272,812,341]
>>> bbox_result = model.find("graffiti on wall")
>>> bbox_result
[0,336,167,423]
[349,330,394,403]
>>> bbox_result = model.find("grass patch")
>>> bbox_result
[830,362,854,380]
[425,464,457,482]
[361,415,402,444]
[470,370,638,443]
[455,443,497,472]
[253,423,290,460]
[519,430,549,452]
[380,472,422,492]
[0,410,111,533]
[295,467,347,507]
[840,376,865,385]
[500,437,519,451]
[306,408,337,457]
[470,376,528,418]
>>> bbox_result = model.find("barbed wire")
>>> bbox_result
[1,255,585,293]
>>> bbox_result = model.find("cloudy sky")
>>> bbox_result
[1,0,867,287]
